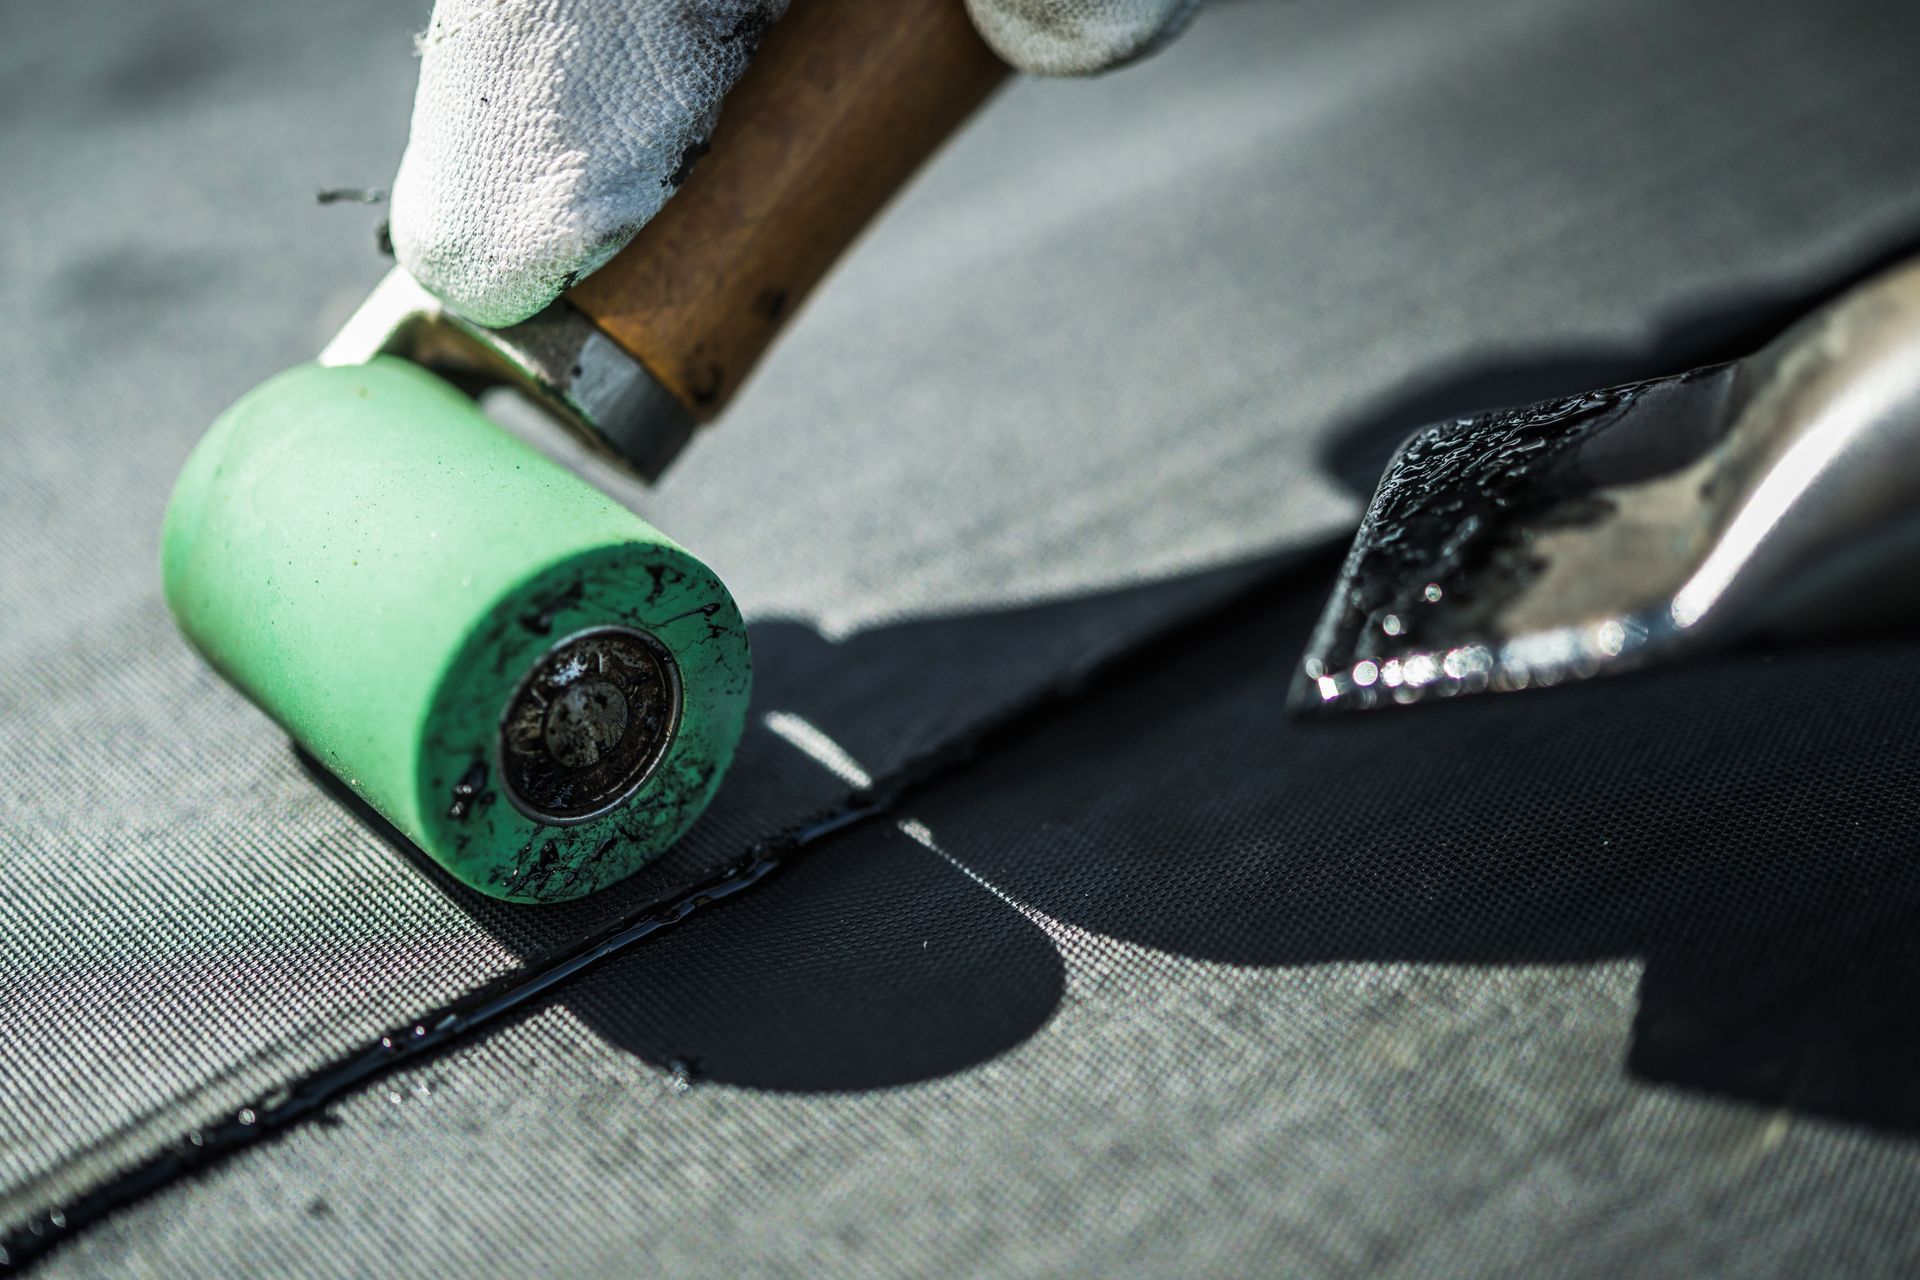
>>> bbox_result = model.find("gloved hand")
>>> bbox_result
[390,0,1198,328]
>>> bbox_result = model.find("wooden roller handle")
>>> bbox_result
[566,0,1008,421]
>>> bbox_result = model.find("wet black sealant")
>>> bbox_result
[445,760,489,821]
[313,187,385,206]
[0,545,1331,1273]
[1293,362,1745,712]
[0,806,874,1274]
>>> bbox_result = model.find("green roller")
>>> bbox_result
[161,357,752,903]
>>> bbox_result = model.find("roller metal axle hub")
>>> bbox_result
[162,0,1009,902]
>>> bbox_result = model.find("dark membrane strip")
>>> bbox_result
[0,543,1334,1273]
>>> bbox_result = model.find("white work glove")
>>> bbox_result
[390,0,1199,328]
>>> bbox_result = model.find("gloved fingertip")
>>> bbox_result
[388,0,782,329]
[965,0,1201,76]
[387,159,565,328]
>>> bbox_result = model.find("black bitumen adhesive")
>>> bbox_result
[0,547,1329,1273]
[1330,382,1647,656]
[0,813,860,1273]
[1296,361,1744,709]
[445,760,489,822]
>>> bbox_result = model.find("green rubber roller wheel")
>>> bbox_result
[161,357,752,903]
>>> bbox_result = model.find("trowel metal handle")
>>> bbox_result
[1665,254,1920,637]
[567,0,1009,421]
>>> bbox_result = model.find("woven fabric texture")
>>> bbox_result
[6,0,1920,1270]
[46,562,1920,1278]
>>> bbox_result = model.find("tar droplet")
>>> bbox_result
[314,186,386,206]
[519,581,585,636]
[0,843,803,1272]
[447,760,488,820]
[661,137,712,190]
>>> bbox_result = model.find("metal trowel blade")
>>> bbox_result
[1291,256,1920,715]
